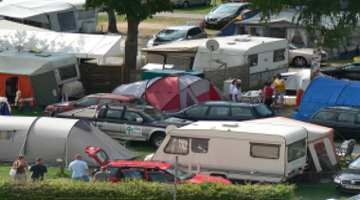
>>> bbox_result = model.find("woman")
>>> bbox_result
[262,82,274,108]
[12,155,28,183]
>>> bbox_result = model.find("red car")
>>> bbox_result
[85,146,231,185]
[44,93,138,116]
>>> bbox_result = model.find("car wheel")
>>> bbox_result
[150,132,166,148]
[292,57,308,68]
[183,1,190,8]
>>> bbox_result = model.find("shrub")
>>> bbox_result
[0,179,295,200]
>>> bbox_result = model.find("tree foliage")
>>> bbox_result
[251,0,360,48]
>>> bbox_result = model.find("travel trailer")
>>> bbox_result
[152,121,308,183]
[143,35,289,89]
[151,118,338,182]
[0,51,83,106]
[0,0,96,33]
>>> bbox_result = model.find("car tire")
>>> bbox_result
[292,56,308,68]
[183,1,190,8]
[150,132,166,148]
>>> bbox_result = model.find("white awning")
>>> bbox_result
[0,0,86,19]
[0,29,122,65]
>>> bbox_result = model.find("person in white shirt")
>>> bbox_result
[228,79,236,100]
[68,154,89,182]
[231,79,242,102]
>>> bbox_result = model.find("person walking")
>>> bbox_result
[273,74,286,105]
[68,154,89,182]
[29,158,48,182]
[262,82,274,108]
[11,155,28,183]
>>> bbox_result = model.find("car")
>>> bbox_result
[334,156,360,193]
[44,93,138,116]
[168,101,274,121]
[56,104,191,147]
[85,146,231,184]
[204,2,250,29]
[171,0,210,8]
[310,106,360,139]
[289,43,328,68]
[146,25,207,47]
[321,63,360,81]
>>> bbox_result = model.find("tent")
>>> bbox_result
[113,75,222,112]
[251,117,337,173]
[294,77,360,121]
[0,116,136,166]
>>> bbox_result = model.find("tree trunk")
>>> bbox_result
[106,8,118,33]
[124,17,140,83]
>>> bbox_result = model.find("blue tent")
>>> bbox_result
[294,77,360,121]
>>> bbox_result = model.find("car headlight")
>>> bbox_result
[334,176,341,184]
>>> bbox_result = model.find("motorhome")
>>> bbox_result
[152,121,308,183]
[142,35,289,89]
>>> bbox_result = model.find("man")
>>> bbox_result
[11,155,28,183]
[68,154,89,182]
[29,158,48,181]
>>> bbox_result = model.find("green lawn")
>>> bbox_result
[295,183,351,200]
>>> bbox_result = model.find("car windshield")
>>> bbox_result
[255,104,273,117]
[212,4,240,15]
[349,158,360,170]
[165,166,194,180]
[289,43,298,49]
[157,29,187,41]
[143,107,165,121]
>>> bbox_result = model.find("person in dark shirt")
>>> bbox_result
[29,158,48,181]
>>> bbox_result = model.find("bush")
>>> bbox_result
[0,179,295,200]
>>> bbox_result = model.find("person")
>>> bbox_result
[29,158,48,182]
[11,155,28,183]
[273,74,286,105]
[236,79,242,101]
[262,82,274,108]
[228,79,236,100]
[68,154,89,182]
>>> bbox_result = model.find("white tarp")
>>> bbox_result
[0,0,86,19]
[0,29,122,65]
[0,19,48,31]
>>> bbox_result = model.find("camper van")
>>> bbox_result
[152,121,308,183]
[0,51,84,106]
[143,35,289,89]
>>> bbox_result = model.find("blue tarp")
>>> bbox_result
[294,77,360,121]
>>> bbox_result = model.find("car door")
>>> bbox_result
[120,110,147,141]
[230,106,256,121]
[335,112,357,136]
[183,105,209,121]
[207,106,231,120]
[94,108,125,139]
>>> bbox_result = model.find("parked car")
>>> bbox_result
[289,43,328,67]
[85,146,231,184]
[44,93,138,116]
[310,106,360,139]
[204,2,250,29]
[321,63,360,81]
[146,25,207,47]
[171,0,210,8]
[56,104,191,147]
[334,156,360,193]
[168,101,274,121]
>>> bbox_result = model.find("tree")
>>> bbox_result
[87,0,173,82]
[251,0,360,48]
[105,8,118,33]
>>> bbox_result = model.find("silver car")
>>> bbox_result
[289,43,328,67]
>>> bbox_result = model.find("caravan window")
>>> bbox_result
[58,11,76,31]
[248,54,258,67]
[59,65,78,81]
[273,49,286,62]
[250,143,280,159]
[191,138,209,153]
[288,139,306,162]
[164,137,189,155]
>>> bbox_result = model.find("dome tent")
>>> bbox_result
[0,116,135,166]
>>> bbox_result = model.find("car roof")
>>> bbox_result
[86,93,136,101]
[165,25,199,30]
[109,160,171,170]
[320,106,360,112]
[201,101,259,107]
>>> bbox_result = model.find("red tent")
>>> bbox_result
[113,75,221,112]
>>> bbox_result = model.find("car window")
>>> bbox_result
[313,111,337,121]
[124,111,143,123]
[191,138,209,154]
[188,28,202,37]
[344,63,360,72]
[76,97,98,107]
[231,106,253,118]
[157,29,187,41]
[213,4,242,15]
[254,104,273,117]
[98,98,114,105]
[121,168,145,180]
[185,105,208,118]
[147,169,174,183]
[337,112,356,124]
[208,106,230,118]
[104,109,123,120]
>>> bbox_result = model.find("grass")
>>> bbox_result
[295,183,352,200]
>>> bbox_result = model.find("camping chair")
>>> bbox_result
[336,139,356,160]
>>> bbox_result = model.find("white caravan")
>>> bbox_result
[152,121,308,183]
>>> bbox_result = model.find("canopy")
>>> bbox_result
[0,116,136,166]
[0,0,85,19]
[0,29,122,65]
[294,77,360,121]
[113,75,222,112]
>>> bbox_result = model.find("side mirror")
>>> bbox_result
[136,117,143,123]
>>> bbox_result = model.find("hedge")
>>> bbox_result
[0,179,295,200]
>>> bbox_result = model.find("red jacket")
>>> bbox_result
[263,86,274,99]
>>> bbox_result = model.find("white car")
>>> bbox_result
[289,44,328,67]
